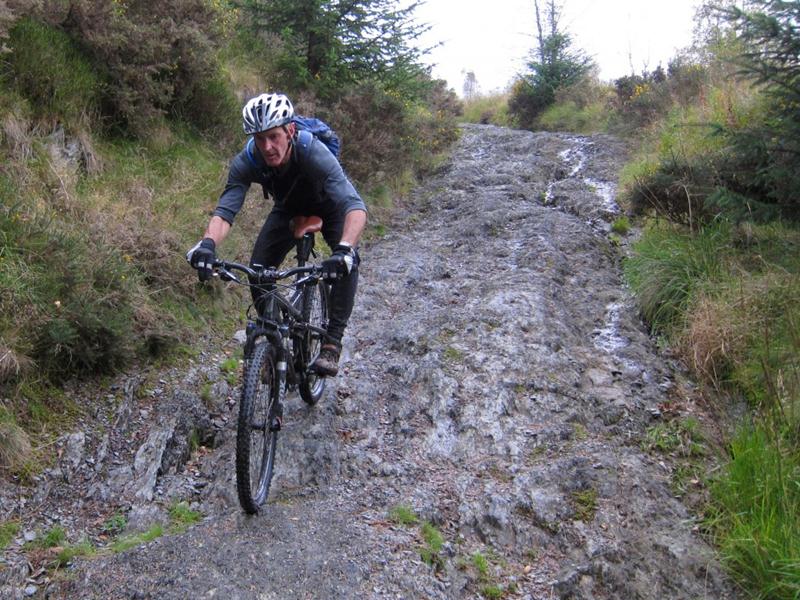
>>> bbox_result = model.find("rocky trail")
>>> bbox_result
[1,124,738,599]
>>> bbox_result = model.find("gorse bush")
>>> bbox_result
[330,81,459,187]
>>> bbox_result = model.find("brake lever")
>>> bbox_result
[217,268,241,283]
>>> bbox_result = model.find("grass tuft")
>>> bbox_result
[624,222,730,334]
[111,524,164,553]
[419,521,444,566]
[611,216,631,235]
[710,425,800,598]
[168,501,202,532]
[0,521,20,551]
[571,488,598,522]
[389,505,418,526]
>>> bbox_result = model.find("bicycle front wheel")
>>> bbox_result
[298,281,329,405]
[236,340,281,513]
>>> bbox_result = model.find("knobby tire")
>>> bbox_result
[236,340,281,514]
[298,281,329,405]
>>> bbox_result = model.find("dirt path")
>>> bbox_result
[6,124,737,599]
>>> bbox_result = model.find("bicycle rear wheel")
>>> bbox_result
[298,281,329,405]
[236,340,281,513]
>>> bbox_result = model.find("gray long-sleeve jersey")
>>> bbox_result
[213,134,367,224]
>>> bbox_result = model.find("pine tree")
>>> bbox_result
[509,0,592,128]
[235,0,432,99]
[715,0,800,218]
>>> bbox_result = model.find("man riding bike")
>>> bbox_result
[187,92,367,376]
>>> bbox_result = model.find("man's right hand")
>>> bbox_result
[186,238,216,282]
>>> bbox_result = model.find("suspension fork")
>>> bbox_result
[276,323,292,389]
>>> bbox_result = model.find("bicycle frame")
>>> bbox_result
[213,260,328,389]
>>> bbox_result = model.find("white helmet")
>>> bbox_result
[242,93,294,134]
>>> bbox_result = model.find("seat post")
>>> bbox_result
[296,233,314,266]
[291,215,323,266]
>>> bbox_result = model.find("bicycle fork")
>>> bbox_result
[269,325,292,432]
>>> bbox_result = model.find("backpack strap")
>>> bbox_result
[245,137,260,169]
[294,129,314,159]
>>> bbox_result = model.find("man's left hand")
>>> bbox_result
[322,244,356,279]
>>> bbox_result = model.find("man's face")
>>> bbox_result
[253,123,295,167]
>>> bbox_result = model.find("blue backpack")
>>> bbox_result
[293,116,340,158]
[245,115,340,169]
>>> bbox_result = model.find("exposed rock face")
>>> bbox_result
[4,125,737,599]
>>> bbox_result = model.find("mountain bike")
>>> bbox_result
[213,216,330,514]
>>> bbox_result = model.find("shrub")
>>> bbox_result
[4,17,100,124]
[62,0,233,137]
[330,81,459,187]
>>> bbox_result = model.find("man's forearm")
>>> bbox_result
[204,215,232,246]
[340,209,367,246]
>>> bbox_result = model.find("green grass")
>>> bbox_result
[389,505,418,526]
[101,514,127,535]
[710,426,800,599]
[419,522,444,566]
[642,417,706,458]
[55,540,95,566]
[461,93,512,126]
[481,585,504,599]
[624,217,800,598]
[168,501,202,532]
[24,525,66,550]
[472,551,490,580]
[111,524,164,553]
[6,18,100,123]
[537,100,610,134]
[624,222,730,334]
[220,356,240,372]
[443,346,463,363]
[611,216,631,235]
[200,381,213,405]
[0,521,20,551]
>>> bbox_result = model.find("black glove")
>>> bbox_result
[187,237,216,282]
[322,244,356,280]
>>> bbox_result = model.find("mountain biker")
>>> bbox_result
[186,92,367,377]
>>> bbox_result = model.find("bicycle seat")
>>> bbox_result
[291,215,323,239]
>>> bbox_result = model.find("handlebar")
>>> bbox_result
[212,259,322,285]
